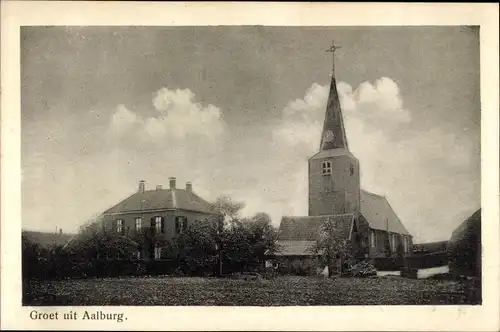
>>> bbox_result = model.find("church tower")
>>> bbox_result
[308,43,360,216]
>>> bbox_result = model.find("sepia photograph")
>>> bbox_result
[20,25,482,307]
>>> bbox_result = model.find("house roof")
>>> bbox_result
[103,188,217,215]
[360,190,411,235]
[277,214,355,242]
[22,230,74,249]
[273,240,317,256]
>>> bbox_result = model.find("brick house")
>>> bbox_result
[267,49,413,274]
[101,177,221,260]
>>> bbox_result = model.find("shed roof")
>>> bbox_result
[360,190,411,235]
[273,240,317,256]
[277,214,355,242]
[103,188,217,215]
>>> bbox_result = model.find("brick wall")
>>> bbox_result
[308,153,360,216]
[368,229,413,258]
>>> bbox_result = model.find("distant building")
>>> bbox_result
[413,240,449,255]
[267,47,413,274]
[101,177,221,260]
[22,229,73,249]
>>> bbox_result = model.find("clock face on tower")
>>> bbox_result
[323,130,335,143]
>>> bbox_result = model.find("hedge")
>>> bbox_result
[404,252,449,270]
[373,252,449,272]
[23,259,179,281]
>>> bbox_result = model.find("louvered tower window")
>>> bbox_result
[322,160,332,175]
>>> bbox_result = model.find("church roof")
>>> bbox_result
[277,214,355,241]
[103,188,217,215]
[360,190,411,235]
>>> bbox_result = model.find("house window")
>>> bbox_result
[116,219,123,233]
[154,246,162,260]
[349,164,354,176]
[155,216,163,233]
[175,216,188,234]
[370,231,376,248]
[321,160,332,175]
[135,217,142,233]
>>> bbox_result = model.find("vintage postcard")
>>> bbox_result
[1,1,499,331]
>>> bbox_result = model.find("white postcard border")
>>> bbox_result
[1,2,499,331]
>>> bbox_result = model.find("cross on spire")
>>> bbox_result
[325,40,341,73]
[325,40,341,54]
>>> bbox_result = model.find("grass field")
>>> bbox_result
[24,275,480,306]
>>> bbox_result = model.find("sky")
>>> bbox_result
[21,26,480,242]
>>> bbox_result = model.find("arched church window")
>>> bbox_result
[349,164,354,176]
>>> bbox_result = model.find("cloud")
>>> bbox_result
[57,87,230,230]
[109,104,141,137]
[109,87,226,145]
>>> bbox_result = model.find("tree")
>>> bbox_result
[175,220,219,275]
[241,212,279,264]
[208,195,246,275]
[311,218,349,277]
[176,197,281,275]
[65,214,139,261]
[210,196,245,225]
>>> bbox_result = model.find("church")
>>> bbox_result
[268,45,413,275]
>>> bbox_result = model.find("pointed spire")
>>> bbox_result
[320,41,349,151]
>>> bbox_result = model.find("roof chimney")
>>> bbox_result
[138,180,145,193]
[169,177,176,189]
[186,181,192,193]
[156,184,163,191]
